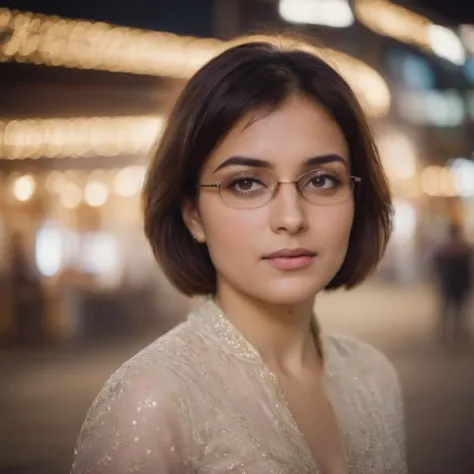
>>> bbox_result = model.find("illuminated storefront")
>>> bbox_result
[0,1,471,341]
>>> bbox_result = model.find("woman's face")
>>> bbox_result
[184,96,354,306]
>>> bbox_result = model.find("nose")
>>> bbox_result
[269,182,308,235]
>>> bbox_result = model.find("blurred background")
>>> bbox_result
[0,0,473,473]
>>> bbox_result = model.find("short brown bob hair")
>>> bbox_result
[143,39,393,296]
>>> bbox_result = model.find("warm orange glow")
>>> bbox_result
[355,0,465,64]
[0,8,391,119]
[0,116,164,160]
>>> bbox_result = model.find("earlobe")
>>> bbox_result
[181,200,206,243]
[192,233,206,243]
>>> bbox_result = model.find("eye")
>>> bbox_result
[302,171,342,190]
[310,175,338,188]
[226,176,266,195]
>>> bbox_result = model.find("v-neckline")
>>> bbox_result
[262,341,348,474]
[191,299,349,473]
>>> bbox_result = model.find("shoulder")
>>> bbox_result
[73,321,204,473]
[324,333,405,425]
[324,333,401,388]
[79,319,206,444]
[102,318,208,396]
[325,332,392,363]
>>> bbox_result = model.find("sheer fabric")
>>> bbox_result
[72,299,406,473]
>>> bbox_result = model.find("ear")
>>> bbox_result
[181,199,206,244]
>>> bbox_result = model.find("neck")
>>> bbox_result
[215,283,321,376]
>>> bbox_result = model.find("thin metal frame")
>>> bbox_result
[196,171,362,207]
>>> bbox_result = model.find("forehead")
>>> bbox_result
[206,96,349,171]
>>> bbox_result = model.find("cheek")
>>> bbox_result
[313,202,354,249]
[200,198,266,255]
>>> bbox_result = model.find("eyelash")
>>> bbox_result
[224,171,344,193]
[306,173,342,187]
[226,176,264,192]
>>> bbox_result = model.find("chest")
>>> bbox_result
[196,367,392,474]
[277,375,348,474]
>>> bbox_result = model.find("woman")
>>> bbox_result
[72,39,406,473]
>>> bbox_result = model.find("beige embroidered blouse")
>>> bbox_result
[71,299,407,473]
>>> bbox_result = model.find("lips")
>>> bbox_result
[262,248,317,270]
[263,248,317,259]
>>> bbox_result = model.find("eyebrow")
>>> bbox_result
[213,153,348,174]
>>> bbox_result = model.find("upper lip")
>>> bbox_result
[263,248,317,259]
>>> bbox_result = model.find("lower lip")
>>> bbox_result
[264,255,315,270]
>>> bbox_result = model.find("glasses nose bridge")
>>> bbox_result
[272,178,303,201]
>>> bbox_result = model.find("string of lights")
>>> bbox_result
[354,0,466,65]
[0,116,164,160]
[0,8,391,124]
[0,8,223,78]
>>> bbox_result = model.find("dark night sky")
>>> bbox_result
[2,0,473,32]
[1,0,215,36]
[402,0,474,25]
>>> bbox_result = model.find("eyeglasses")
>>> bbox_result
[196,169,361,209]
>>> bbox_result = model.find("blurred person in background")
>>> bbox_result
[7,231,46,345]
[71,38,406,474]
[432,221,473,344]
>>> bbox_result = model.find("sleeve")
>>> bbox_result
[362,342,408,473]
[347,337,408,473]
[390,365,408,474]
[71,366,194,474]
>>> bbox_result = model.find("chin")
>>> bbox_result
[252,276,327,306]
